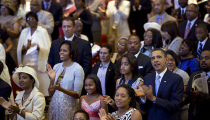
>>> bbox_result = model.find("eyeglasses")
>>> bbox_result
[186,10,196,13]
[27,17,35,21]
[117,43,125,46]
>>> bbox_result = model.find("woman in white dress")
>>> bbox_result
[17,11,51,96]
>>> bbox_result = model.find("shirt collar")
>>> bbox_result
[43,0,51,5]
[36,11,40,15]
[181,7,186,12]
[135,51,140,58]
[100,62,110,68]
[198,37,208,47]
[187,17,198,24]
[157,12,166,20]
[156,68,167,82]
[64,34,74,41]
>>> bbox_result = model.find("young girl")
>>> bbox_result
[116,53,143,89]
[79,74,108,120]
[104,53,143,109]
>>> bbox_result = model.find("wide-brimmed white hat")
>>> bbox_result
[143,22,161,31]
[12,66,39,88]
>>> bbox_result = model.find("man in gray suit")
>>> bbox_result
[30,0,54,35]
[149,0,177,25]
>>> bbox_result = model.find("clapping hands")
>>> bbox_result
[50,83,62,91]
[103,95,114,104]
[99,108,116,120]
[0,97,20,113]
[0,97,12,110]
[46,64,56,81]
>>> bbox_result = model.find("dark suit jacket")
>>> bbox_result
[70,9,93,43]
[128,0,151,40]
[137,53,154,77]
[140,70,184,120]
[48,37,92,75]
[42,1,63,40]
[0,79,12,119]
[184,71,210,120]
[91,62,116,98]
[193,38,210,58]
[178,19,210,41]
[176,8,186,20]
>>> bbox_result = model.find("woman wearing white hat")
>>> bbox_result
[0,66,46,120]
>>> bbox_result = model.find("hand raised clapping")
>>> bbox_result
[0,97,12,110]
[99,108,116,120]
[46,64,56,81]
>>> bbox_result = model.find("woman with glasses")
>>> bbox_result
[111,38,128,63]
[17,11,51,96]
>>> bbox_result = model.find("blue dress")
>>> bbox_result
[178,58,200,75]
[118,78,143,89]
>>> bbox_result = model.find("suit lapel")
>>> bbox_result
[72,36,79,44]
[105,62,113,88]
[137,53,144,64]
[157,70,170,97]
[151,72,156,96]
[38,10,44,22]
[188,19,199,37]
[162,13,168,23]
[203,39,210,50]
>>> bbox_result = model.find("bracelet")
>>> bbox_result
[19,109,22,115]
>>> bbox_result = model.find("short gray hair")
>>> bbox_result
[75,20,83,26]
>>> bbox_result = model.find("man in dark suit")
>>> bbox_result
[0,61,12,119]
[184,50,210,120]
[42,0,63,40]
[128,0,151,40]
[138,49,184,120]
[91,45,116,98]
[172,0,188,23]
[194,23,210,58]
[178,4,210,41]
[91,45,116,112]
[48,17,92,76]
[127,34,154,77]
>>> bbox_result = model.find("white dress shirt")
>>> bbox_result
[64,34,74,41]
[186,17,198,30]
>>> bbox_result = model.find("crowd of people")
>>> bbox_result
[0,0,210,120]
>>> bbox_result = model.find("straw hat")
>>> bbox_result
[12,66,39,88]
[0,0,16,14]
